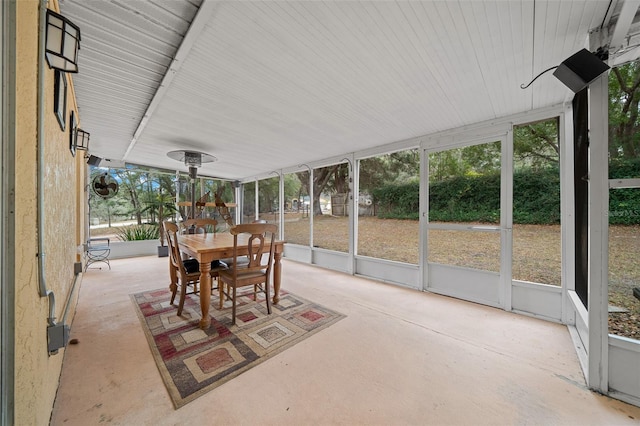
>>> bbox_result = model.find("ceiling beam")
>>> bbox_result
[610,0,640,53]
[123,0,219,160]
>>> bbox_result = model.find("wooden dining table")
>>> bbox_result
[177,232,285,329]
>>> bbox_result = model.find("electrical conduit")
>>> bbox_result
[37,0,56,325]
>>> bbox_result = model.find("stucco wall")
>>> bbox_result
[14,0,85,424]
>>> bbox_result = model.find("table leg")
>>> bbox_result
[199,262,212,329]
[273,251,282,304]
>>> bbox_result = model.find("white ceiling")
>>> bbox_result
[58,0,640,180]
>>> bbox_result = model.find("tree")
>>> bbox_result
[113,169,145,224]
[295,171,310,204]
[429,149,465,182]
[429,141,502,182]
[258,176,279,214]
[243,181,256,219]
[311,163,349,216]
[360,149,419,191]
[283,173,302,209]
[609,62,640,160]
[513,118,559,170]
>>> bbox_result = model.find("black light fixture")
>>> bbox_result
[552,48,610,93]
[45,9,81,73]
[87,155,102,166]
[75,128,90,151]
[520,48,610,92]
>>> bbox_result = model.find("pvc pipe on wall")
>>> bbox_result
[37,0,56,324]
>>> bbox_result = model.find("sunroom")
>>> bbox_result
[4,0,640,423]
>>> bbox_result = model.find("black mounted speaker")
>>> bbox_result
[553,48,610,93]
[87,155,101,166]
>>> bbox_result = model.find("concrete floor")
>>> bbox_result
[51,256,640,425]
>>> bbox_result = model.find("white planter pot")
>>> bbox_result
[109,240,159,259]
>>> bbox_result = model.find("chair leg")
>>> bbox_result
[169,263,177,305]
[170,284,177,305]
[219,281,224,309]
[265,281,271,314]
[177,282,187,316]
[231,286,237,325]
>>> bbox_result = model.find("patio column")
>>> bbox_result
[587,44,610,393]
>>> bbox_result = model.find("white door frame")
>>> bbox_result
[421,132,511,308]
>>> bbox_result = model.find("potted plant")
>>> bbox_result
[142,189,176,257]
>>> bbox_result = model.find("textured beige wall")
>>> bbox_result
[14,0,85,424]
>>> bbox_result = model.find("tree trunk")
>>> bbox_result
[312,165,338,216]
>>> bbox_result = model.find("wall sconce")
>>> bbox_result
[75,128,90,151]
[45,9,81,73]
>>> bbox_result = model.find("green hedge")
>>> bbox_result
[609,157,640,225]
[372,162,640,225]
[371,181,420,220]
[513,169,560,224]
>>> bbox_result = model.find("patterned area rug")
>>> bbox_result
[131,287,345,409]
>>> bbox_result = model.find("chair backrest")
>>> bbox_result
[182,218,218,235]
[164,221,188,276]
[230,223,277,273]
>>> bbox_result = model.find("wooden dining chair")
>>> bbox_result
[164,221,228,316]
[181,218,218,235]
[164,221,201,315]
[180,216,232,287]
[218,223,277,325]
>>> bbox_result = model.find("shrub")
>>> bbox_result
[116,224,159,241]
[372,182,419,219]
[513,168,560,224]
[609,157,640,225]
[370,162,640,225]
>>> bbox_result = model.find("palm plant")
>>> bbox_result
[141,189,176,247]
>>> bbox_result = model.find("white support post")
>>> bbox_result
[352,159,360,262]
[420,144,429,291]
[346,155,355,275]
[254,179,259,222]
[309,169,314,250]
[560,105,577,325]
[500,132,513,311]
[174,170,180,222]
[587,70,610,393]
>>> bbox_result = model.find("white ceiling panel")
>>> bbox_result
[58,0,639,179]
